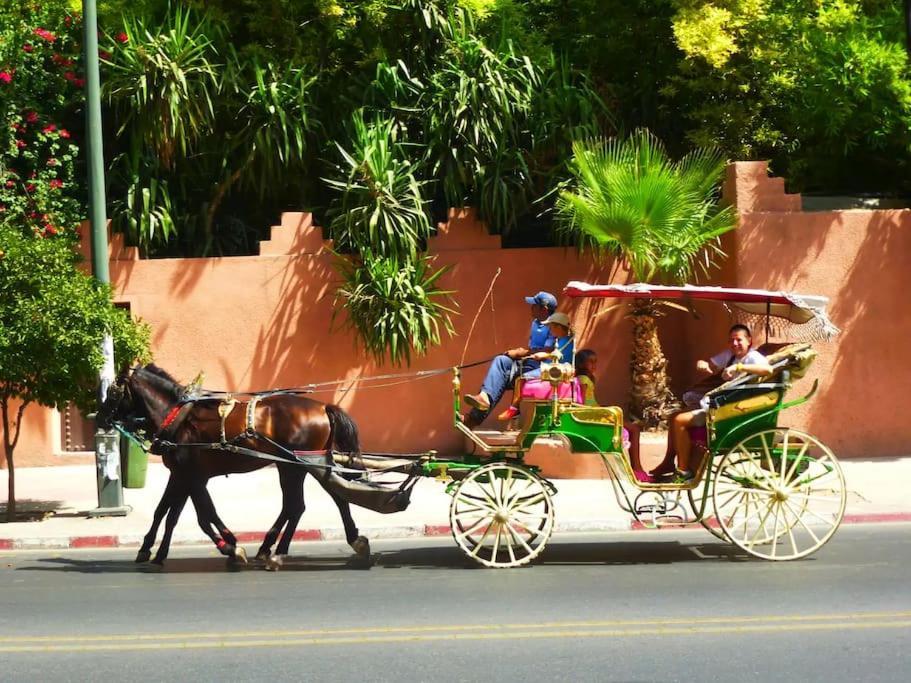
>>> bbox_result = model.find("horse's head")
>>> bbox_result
[97,364,185,436]
[97,368,138,431]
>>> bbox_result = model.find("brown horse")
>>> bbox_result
[98,364,370,569]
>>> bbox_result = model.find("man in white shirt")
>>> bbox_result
[653,324,772,483]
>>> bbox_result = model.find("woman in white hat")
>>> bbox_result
[497,312,574,421]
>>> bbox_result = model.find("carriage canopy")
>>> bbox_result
[563,281,840,341]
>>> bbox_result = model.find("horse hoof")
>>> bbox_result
[135,550,151,563]
[350,536,370,558]
[234,546,248,564]
[265,555,284,571]
[255,550,270,562]
[150,557,165,566]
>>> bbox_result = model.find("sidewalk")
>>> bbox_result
[2,457,910,551]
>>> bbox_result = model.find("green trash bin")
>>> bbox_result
[120,434,148,489]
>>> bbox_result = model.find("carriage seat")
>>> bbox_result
[706,343,816,417]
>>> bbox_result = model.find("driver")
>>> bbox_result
[652,324,772,483]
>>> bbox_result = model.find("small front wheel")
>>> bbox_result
[449,462,555,568]
[713,428,846,560]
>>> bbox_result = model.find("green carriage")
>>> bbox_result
[434,281,845,568]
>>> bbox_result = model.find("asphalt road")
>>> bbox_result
[1,524,909,682]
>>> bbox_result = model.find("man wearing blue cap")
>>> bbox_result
[463,291,558,427]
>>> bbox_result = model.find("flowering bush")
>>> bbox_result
[0,2,85,239]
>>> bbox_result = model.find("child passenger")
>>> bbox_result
[497,312,574,421]
[575,349,648,483]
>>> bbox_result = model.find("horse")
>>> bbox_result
[98,364,370,570]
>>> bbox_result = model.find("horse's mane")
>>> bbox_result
[138,363,187,401]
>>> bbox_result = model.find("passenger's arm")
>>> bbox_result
[721,361,773,381]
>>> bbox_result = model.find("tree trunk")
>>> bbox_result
[1,398,16,522]
[627,299,682,430]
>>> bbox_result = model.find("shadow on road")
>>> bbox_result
[12,538,761,574]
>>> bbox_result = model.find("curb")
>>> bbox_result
[1,513,909,551]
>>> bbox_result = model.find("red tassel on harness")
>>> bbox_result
[161,405,182,430]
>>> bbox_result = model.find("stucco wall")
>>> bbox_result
[3,162,908,468]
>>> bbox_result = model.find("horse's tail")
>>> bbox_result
[325,403,362,467]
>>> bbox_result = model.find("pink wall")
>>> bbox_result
[720,162,911,457]
[4,163,908,468]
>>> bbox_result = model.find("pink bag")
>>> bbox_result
[520,378,581,401]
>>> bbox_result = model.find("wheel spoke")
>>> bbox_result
[504,521,535,556]
[780,502,800,556]
[454,514,493,539]
[780,431,790,480]
[784,440,811,485]
[769,502,783,558]
[784,500,823,544]
[745,499,776,548]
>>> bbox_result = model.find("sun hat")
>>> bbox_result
[542,311,571,328]
[524,291,558,311]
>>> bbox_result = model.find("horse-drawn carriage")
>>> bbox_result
[101,281,845,569]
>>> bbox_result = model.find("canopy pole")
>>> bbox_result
[765,301,772,344]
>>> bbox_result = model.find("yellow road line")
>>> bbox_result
[1,620,910,654]
[1,612,910,649]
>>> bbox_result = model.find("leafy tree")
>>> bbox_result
[667,0,911,193]
[326,113,455,365]
[556,129,735,427]
[0,224,151,521]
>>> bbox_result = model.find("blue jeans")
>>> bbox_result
[469,355,540,421]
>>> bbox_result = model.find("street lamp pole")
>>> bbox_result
[83,0,128,516]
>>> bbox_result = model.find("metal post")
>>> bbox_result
[84,0,128,517]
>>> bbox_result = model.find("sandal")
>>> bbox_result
[464,393,490,411]
[672,468,695,484]
[497,405,520,421]
[649,459,677,477]
[633,469,654,483]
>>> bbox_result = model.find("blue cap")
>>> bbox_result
[524,291,557,311]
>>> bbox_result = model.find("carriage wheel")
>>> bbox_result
[712,428,846,560]
[449,462,555,569]
[686,453,728,541]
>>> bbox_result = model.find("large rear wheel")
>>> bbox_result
[712,428,845,560]
[449,462,555,568]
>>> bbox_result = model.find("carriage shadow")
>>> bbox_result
[373,539,757,569]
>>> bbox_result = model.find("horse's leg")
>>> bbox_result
[189,481,247,564]
[256,468,292,563]
[136,474,178,563]
[329,488,370,559]
[263,466,304,571]
[151,480,190,565]
[269,466,307,569]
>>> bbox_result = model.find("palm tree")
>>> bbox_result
[556,129,736,428]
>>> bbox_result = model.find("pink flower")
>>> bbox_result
[5,180,15,188]
[0,72,12,85]
[52,54,74,67]
[115,32,129,44]
[43,123,57,133]
[45,225,59,235]
[16,139,27,149]
[47,158,58,166]
[64,71,76,82]
[25,183,36,193]
[99,50,111,61]
[33,28,57,43]
[59,129,70,139]
[26,111,38,123]
[49,179,63,189]
[74,78,85,88]
[23,43,34,53]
